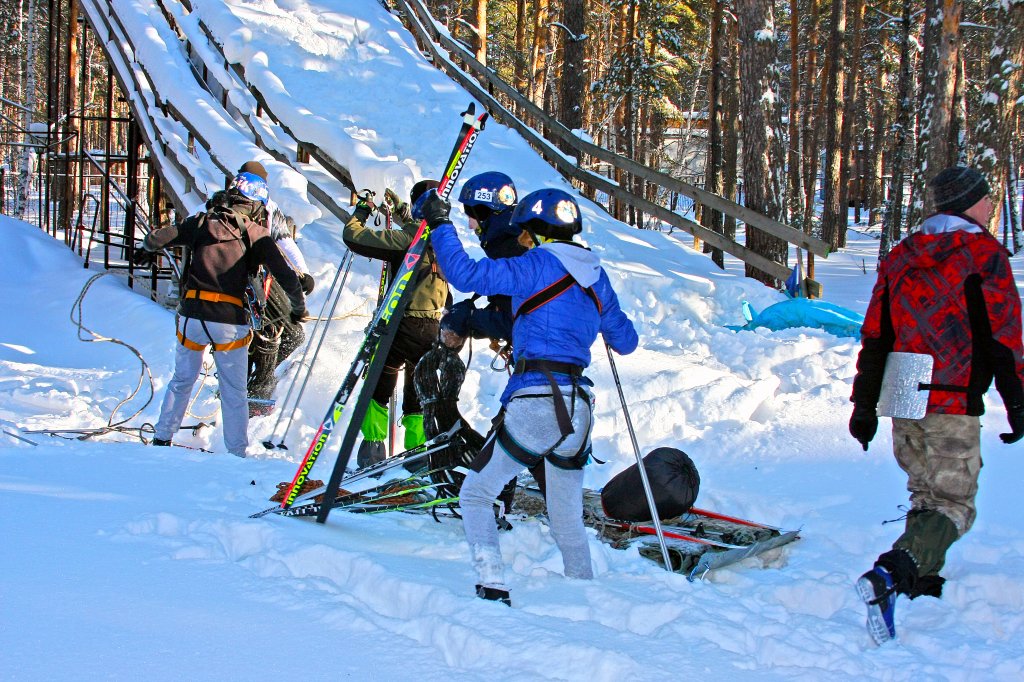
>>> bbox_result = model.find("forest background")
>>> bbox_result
[1,0,1022,287]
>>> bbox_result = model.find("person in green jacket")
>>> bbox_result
[343,180,449,467]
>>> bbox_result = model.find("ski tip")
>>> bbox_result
[462,103,475,117]
[478,112,489,130]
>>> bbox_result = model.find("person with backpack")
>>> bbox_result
[246,201,316,416]
[343,180,450,468]
[136,162,307,456]
[849,166,1024,644]
[439,172,522,351]
[418,187,639,605]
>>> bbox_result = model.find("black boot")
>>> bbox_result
[475,584,511,606]
[877,547,921,597]
[152,438,171,447]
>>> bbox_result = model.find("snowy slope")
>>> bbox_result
[3,0,1024,678]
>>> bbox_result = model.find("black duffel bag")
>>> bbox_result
[600,447,700,522]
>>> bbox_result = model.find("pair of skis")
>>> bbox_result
[251,421,463,518]
[274,105,488,521]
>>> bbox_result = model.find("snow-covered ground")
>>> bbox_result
[3,0,1024,679]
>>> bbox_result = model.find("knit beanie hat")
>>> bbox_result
[237,160,269,182]
[929,167,989,214]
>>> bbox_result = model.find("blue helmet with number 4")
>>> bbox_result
[510,188,582,240]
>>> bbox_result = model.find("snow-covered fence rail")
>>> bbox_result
[162,0,357,224]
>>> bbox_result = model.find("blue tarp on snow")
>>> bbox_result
[729,298,865,338]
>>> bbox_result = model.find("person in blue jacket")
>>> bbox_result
[439,171,523,350]
[419,187,639,606]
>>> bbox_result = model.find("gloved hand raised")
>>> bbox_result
[300,272,315,295]
[849,404,878,451]
[289,308,310,324]
[132,247,158,268]
[1000,405,1024,444]
[413,189,451,229]
[384,188,411,224]
[352,189,375,224]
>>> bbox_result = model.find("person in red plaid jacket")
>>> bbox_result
[848,166,1024,645]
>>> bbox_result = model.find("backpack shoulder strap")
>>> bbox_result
[514,274,602,319]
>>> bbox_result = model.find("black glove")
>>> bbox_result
[1000,405,1024,444]
[132,247,158,268]
[849,405,878,451]
[289,308,309,324]
[300,272,315,295]
[352,189,375,223]
[418,189,451,229]
[441,300,474,337]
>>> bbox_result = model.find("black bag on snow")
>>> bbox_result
[600,447,700,522]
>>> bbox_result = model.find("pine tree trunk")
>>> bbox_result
[514,0,527,93]
[786,0,802,227]
[557,0,586,134]
[528,0,551,106]
[879,0,915,259]
[909,0,960,223]
[471,0,487,65]
[820,0,846,250]
[704,0,725,267]
[723,11,740,250]
[800,0,820,245]
[1008,151,1022,252]
[15,0,36,218]
[867,29,886,227]
[836,0,864,246]
[972,0,1024,235]
[737,0,786,286]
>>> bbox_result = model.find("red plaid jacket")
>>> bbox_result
[852,216,1024,415]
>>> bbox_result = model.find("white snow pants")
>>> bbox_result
[154,318,250,456]
[460,447,594,589]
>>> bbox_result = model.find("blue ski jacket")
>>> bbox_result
[431,222,638,404]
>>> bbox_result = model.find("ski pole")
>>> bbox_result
[263,251,353,449]
[273,252,353,448]
[262,252,347,447]
[604,343,674,572]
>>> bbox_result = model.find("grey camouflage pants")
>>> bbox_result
[892,412,982,537]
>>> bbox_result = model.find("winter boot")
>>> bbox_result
[356,440,387,469]
[856,565,897,645]
[152,438,171,447]
[475,584,511,606]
